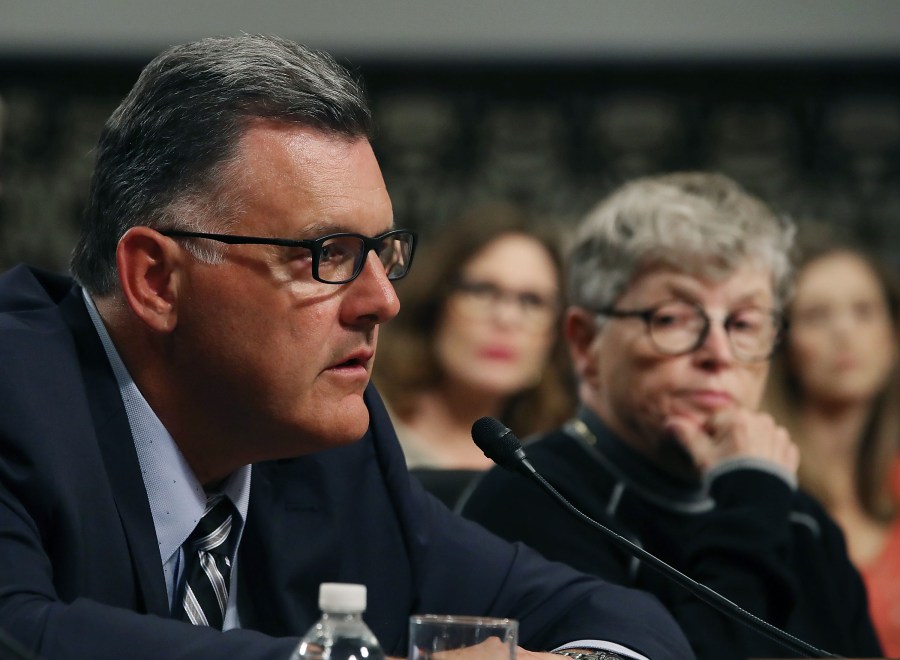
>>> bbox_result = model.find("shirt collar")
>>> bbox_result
[81,289,251,566]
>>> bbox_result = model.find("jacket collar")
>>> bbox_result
[58,282,171,616]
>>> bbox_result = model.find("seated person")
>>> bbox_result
[763,230,900,655]
[461,172,882,659]
[0,35,692,660]
[375,204,575,507]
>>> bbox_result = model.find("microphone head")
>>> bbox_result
[471,417,524,471]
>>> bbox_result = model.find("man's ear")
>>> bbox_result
[116,226,184,333]
[565,306,601,386]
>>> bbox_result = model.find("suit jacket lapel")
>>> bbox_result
[238,458,329,637]
[59,288,170,617]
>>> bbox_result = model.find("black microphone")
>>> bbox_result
[470,416,840,659]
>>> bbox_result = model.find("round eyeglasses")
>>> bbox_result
[160,228,417,284]
[593,299,786,362]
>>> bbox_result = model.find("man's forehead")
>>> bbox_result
[224,123,391,238]
[233,121,371,170]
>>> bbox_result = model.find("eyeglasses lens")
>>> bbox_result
[648,302,706,354]
[380,234,413,280]
[727,308,779,360]
[648,301,778,360]
[454,281,556,329]
[316,232,414,284]
[317,236,364,283]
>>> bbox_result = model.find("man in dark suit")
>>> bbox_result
[0,36,692,659]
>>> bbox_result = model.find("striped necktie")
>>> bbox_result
[177,495,236,629]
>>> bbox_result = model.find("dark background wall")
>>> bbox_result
[2,2,899,273]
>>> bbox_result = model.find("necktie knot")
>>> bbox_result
[188,496,235,556]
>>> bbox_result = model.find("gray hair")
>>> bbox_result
[71,34,373,295]
[567,172,795,312]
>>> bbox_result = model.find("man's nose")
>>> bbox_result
[346,251,401,324]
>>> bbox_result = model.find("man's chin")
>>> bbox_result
[330,395,371,442]
[280,394,371,455]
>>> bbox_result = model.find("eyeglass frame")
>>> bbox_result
[449,278,560,330]
[158,228,417,284]
[591,299,787,362]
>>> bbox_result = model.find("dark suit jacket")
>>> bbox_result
[0,265,693,660]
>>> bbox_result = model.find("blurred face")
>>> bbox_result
[172,122,399,457]
[787,251,897,407]
[575,264,774,460]
[434,234,559,400]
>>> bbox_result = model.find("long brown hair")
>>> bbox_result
[374,202,576,438]
[764,228,900,519]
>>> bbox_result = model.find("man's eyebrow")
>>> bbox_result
[292,222,348,238]
[292,221,396,239]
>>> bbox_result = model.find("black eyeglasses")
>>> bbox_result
[593,299,786,362]
[451,279,559,331]
[160,228,417,284]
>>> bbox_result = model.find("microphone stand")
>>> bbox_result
[514,457,839,658]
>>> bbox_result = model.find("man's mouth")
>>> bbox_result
[328,349,374,371]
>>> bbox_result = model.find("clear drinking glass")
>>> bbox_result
[408,615,517,660]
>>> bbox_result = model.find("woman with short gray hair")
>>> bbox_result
[567,172,795,315]
[463,171,882,659]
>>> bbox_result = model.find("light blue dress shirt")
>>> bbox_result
[82,290,251,630]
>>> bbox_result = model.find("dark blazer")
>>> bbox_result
[0,265,693,660]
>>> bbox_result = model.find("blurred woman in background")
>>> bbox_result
[375,203,575,503]
[764,232,900,654]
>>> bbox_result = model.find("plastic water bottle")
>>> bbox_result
[292,583,386,660]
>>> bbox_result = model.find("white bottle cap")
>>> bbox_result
[319,583,367,613]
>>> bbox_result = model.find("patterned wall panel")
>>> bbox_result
[1,58,898,273]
